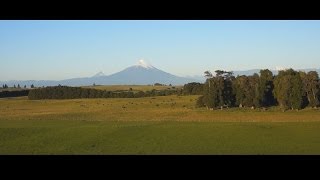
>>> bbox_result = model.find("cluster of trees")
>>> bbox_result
[154,83,165,86]
[183,82,204,95]
[197,69,320,110]
[28,86,183,100]
[198,70,234,109]
[0,90,30,98]
[273,69,319,110]
[1,84,33,89]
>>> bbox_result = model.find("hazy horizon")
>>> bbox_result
[1,20,320,81]
[2,61,320,82]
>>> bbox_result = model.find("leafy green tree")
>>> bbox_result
[290,73,304,109]
[28,89,36,99]
[196,95,205,107]
[301,71,320,108]
[233,76,244,107]
[202,78,216,108]
[204,71,213,88]
[134,91,145,98]
[89,89,97,98]
[223,72,235,107]
[126,91,134,98]
[201,70,235,109]
[81,88,90,98]
[233,75,258,108]
[183,82,204,95]
[256,69,275,107]
[215,70,225,77]
[274,70,290,109]
[274,69,303,110]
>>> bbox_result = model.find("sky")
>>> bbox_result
[1,20,320,81]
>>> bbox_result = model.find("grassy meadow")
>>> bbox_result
[1,94,320,154]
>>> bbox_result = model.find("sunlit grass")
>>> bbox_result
[1,95,320,154]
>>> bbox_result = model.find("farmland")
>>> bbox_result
[1,95,320,154]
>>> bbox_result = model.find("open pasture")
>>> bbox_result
[1,95,320,154]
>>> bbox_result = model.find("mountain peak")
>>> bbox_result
[93,71,105,77]
[275,66,288,71]
[135,59,154,69]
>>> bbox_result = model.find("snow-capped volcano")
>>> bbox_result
[92,71,105,77]
[0,59,199,86]
[102,59,196,85]
[135,59,155,69]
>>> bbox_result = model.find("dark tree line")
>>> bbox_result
[2,84,34,89]
[154,83,165,86]
[199,70,235,109]
[0,90,30,98]
[28,86,183,100]
[197,69,320,110]
[183,82,204,95]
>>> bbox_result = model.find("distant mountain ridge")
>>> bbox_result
[0,60,199,87]
[1,62,320,87]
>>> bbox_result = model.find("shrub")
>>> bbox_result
[196,96,205,108]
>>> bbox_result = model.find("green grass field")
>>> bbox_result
[1,95,320,154]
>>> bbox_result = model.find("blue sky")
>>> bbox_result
[1,20,320,81]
